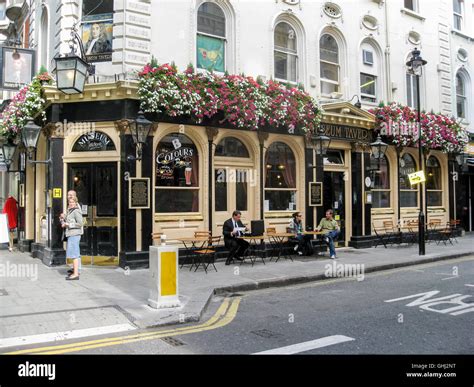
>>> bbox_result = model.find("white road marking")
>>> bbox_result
[441,276,459,281]
[0,323,136,349]
[465,284,474,287]
[253,335,355,355]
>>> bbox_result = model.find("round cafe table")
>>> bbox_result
[236,235,266,266]
[267,232,295,262]
[175,237,209,270]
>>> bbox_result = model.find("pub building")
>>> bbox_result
[10,81,456,269]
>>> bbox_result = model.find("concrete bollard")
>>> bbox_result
[148,245,181,309]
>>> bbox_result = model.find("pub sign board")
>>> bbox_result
[72,131,116,152]
[129,178,150,209]
[309,182,323,207]
[320,123,372,143]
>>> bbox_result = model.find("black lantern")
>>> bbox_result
[349,95,362,109]
[129,111,153,161]
[370,133,388,160]
[406,48,427,76]
[53,55,89,94]
[311,129,331,156]
[22,117,42,157]
[53,27,92,94]
[0,140,17,170]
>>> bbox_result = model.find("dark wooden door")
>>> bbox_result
[68,163,118,261]
[323,171,346,242]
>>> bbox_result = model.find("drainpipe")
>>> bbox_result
[384,0,392,103]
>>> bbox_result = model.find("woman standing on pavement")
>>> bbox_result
[62,197,83,280]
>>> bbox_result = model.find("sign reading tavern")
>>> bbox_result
[320,123,372,143]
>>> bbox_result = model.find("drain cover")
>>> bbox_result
[0,289,8,296]
[251,329,283,339]
[161,336,186,347]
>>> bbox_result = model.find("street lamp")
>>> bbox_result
[53,25,93,94]
[311,127,331,157]
[349,95,362,109]
[370,132,388,160]
[21,118,51,164]
[0,139,17,171]
[406,47,428,255]
[128,111,153,161]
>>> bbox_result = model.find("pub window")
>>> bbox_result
[155,133,199,213]
[265,142,297,211]
[82,0,113,62]
[426,156,442,207]
[399,153,418,207]
[370,155,390,208]
[274,22,298,83]
[320,34,340,95]
[197,2,226,73]
[453,0,464,30]
[215,137,249,158]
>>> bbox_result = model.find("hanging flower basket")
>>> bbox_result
[369,102,469,154]
[137,61,323,133]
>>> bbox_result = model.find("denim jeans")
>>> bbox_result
[295,234,313,255]
[325,230,340,257]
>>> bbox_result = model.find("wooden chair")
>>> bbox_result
[437,222,454,246]
[193,236,221,273]
[194,231,211,239]
[265,227,277,260]
[449,219,461,243]
[382,220,401,245]
[151,232,163,245]
[427,219,442,243]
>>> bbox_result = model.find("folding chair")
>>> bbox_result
[193,236,221,273]
[265,227,278,261]
[449,220,460,243]
[403,220,418,245]
[195,230,211,239]
[427,219,442,243]
[437,222,454,246]
[373,223,389,248]
[151,232,163,245]
[383,221,401,246]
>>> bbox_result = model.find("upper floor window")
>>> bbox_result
[453,0,464,30]
[320,34,339,95]
[197,2,226,73]
[82,0,113,63]
[456,72,466,119]
[274,22,298,83]
[406,72,419,109]
[0,1,6,21]
[404,0,419,12]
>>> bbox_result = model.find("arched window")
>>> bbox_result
[370,155,390,208]
[320,34,339,95]
[265,142,297,211]
[426,156,442,207]
[456,72,466,119]
[215,137,249,158]
[274,22,298,83]
[399,153,418,207]
[197,2,226,73]
[155,133,199,213]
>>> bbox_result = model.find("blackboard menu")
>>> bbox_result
[309,182,323,207]
[129,178,150,209]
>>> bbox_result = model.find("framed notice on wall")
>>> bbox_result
[309,182,323,207]
[129,178,150,209]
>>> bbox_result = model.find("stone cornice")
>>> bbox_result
[321,101,376,129]
[43,80,140,107]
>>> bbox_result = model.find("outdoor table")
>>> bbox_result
[268,232,296,262]
[303,230,325,254]
[237,235,266,266]
[175,237,209,270]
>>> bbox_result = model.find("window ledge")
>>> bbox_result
[451,29,474,41]
[400,8,426,21]
[155,214,204,222]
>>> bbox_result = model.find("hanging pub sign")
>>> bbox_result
[72,131,116,152]
[129,178,150,209]
[0,47,35,90]
[309,182,323,207]
[155,134,198,187]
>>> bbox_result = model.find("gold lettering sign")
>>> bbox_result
[320,123,372,143]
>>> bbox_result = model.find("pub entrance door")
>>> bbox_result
[323,171,346,244]
[67,162,118,265]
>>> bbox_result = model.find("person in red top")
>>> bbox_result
[2,196,18,252]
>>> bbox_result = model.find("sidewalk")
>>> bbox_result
[0,234,473,348]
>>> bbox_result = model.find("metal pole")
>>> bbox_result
[416,74,425,255]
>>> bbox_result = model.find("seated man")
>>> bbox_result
[223,210,249,265]
[316,209,340,259]
[288,212,313,256]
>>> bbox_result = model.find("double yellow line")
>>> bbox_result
[5,297,241,355]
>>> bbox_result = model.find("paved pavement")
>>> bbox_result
[0,233,473,350]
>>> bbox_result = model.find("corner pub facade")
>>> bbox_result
[10,81,454,269]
